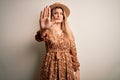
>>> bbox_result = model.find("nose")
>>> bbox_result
[57,13,61,17]
[57,14,59,18]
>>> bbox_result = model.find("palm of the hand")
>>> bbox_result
[41,17,52,29]
[39,6,53,29]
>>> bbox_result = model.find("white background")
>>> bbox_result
[0,0,120,80]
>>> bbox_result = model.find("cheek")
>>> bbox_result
[62,16,64,19]
[51,16,55,20]
[52,15,64,21]
[52,15,57,19]
[61,15,63,18]
[61,16,64,21]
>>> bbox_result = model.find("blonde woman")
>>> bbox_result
[35,2,80,80]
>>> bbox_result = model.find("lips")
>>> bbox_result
[55,18,61,20]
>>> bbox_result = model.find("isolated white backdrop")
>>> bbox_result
[0,0,120,80]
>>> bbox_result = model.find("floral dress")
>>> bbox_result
[35,29,80,80]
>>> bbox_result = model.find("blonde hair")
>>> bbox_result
[61,10,75,42]
[51,7,75,42]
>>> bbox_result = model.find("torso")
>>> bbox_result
[44,29,70,52]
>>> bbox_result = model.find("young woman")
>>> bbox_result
[35,2,80,80]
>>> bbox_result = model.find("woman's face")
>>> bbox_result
[52,8,64,24]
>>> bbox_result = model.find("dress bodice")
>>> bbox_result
[44,30,70,52]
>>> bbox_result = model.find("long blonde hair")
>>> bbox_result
[61,10,75,42]
[51,7,75,42]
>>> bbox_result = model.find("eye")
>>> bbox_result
[53,12,58,14]
[60,13,63,15]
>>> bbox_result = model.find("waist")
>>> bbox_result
[47,49,70,53]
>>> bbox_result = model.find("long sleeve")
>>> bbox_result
[35,29,49,42]
[70,40,80,72]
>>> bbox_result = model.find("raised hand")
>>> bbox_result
[39,6,54,30]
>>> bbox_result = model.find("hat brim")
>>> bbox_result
[49,2,70,17]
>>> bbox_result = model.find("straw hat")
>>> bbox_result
[49,2,70,17]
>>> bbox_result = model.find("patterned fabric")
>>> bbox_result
[35,29,80,80]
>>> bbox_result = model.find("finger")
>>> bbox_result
[46,6,49,17]
[40,11,43,20]
[45,6,48,17]
[43,7,46,18]
[39,11,43,29]
[48,6,51,18]
[47,6,49,17]
[41,9,44,18]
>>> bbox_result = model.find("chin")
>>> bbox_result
[55,22,62,24]
[55,20,63,24]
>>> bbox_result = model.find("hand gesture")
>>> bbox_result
[39,6,54,30]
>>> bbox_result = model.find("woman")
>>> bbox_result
[35,2,80,80]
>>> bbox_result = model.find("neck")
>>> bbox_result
[52,23,61,29]
[51,23,63,33]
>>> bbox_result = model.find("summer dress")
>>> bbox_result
[35,28,80,80]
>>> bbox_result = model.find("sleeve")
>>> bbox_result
[35,29,48,42]
[70,40,80,72]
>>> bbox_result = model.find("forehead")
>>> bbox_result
[52,8,63,12]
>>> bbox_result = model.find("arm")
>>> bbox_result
[35,29,48,42]
[70,40,80,72]
[35,6,53,42]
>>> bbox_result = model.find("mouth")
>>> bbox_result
[55,18,61,20]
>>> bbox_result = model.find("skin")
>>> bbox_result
[39,6,63,35]
[52,8,64,24]
[39,5,80,80]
